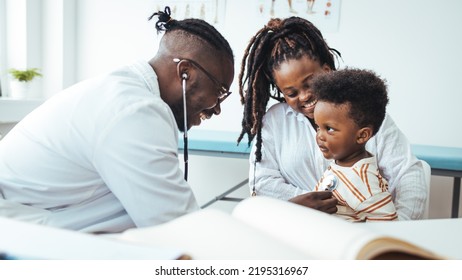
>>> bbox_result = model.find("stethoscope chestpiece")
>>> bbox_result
[322,174,338,191]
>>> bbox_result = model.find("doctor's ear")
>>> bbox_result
[174,58,190,80]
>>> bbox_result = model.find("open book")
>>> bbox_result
[119,196,448,260]
[0,216,186,260]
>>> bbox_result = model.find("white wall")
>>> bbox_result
[73,0,462,149]
[326,0,462,148]
[74,0,159,80]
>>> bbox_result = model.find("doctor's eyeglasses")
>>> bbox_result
[173,58,232,103]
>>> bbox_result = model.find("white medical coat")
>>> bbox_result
[0,61,199,233]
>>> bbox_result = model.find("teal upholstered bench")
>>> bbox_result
[178,129,250,207]
[178,129,250,159]
[179,130,462,216]
[412,145,462,218]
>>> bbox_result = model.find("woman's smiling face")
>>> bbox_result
[272,55,331,119]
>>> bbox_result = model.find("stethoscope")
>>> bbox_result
[181,73,189,181]
[321,174,338,191]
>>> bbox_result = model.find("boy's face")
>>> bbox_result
[314,101,365,166]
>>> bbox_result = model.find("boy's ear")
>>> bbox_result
[356,127,373,145]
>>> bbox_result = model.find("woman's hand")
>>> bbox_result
[289,191,338,214]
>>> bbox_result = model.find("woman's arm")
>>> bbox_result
[249,134,305,200]
[249,105,337,213]
[367,115,427,220]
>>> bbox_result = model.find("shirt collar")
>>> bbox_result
[285,104,311,124]
[129,60,159,95]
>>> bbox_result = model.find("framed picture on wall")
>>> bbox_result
[152,0,226,28]
[253,0,341,32]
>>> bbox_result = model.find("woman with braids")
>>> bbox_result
[0,7,234,233]
[238,16,427,220]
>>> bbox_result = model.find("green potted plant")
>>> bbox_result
[8,68,42,99]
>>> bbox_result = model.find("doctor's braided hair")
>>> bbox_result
[237,16,341,162]
[148,6,233,61]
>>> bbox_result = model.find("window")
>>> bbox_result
[0,0,6,97]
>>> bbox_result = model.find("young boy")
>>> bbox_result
[312,68,398,222]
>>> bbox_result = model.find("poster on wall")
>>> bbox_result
[254,0,341,32]
[151,0,226,29]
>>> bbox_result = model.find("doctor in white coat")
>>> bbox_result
[0,7,234,233]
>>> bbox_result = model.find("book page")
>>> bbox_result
[357,237,440,260]
[119,208,310,259]
[0,217,183,260]
[232,196,437,259]
[359,219,459,259]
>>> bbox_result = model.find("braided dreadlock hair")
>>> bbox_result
[148,6,233,61]
[238,16,341,162]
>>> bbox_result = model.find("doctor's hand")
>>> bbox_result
[289,191,338,214]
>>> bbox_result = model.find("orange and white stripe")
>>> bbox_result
[314,156,398,222]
